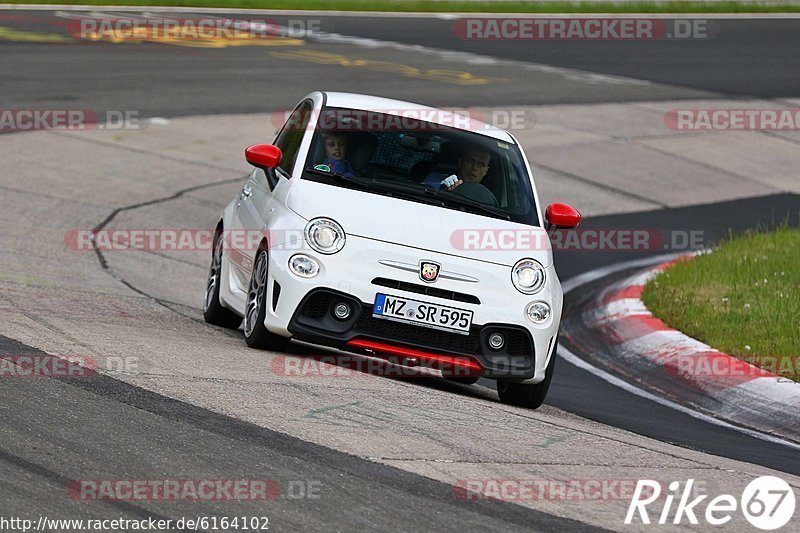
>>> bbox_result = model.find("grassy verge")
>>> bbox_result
[4,1,800,14]
[642,226,799,381]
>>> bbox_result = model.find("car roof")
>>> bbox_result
[321,91,515,143]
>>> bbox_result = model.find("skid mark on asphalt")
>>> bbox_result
[46,131,242,173]
[0,288,103,359]
[534,163,668,209]
[0,335,598,531]
[0,283,134,321]
[297,401,571,449]
[0,448,178,523]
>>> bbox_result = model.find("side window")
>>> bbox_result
[274,100,313,177]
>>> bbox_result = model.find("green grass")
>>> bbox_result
[642,226,800,381]
[6,1,800,14]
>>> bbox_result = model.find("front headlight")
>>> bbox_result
[511,259,546,294]
[304,218,346,254]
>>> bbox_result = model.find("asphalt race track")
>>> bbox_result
[1,7,799,531]
[4,11,800,116]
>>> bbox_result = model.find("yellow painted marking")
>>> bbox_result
[0,26,71,43]
[269,49,507,86]
[77,29,303,48]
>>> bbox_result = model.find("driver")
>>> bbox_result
[422,146,497,205]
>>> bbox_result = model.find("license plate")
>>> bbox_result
[372,293,473,335]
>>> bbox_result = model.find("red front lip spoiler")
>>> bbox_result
[346,338,484,376]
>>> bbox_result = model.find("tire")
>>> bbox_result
[243,249,291,351]
[203,232,243,329]
[496,349,557,409]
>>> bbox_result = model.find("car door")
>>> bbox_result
[229,99,314,285]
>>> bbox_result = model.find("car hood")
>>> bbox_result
[286,179,553,268]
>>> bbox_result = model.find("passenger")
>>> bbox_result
[320,132,357,177]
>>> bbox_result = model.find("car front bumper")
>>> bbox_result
[262,235,562,383]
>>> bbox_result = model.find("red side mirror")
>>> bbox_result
[245,144,282,169]
[545,202,581,229]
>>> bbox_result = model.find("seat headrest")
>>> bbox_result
[409,160,435,182]
[347,132,378,174]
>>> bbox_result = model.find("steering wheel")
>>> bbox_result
[449,181,498,207]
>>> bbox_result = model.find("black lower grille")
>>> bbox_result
[507,331,532,356]
[485,327,533,358]
[301,291,334,319]
[290,289,535,373]
[355,313,482,354]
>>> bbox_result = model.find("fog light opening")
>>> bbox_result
[488,333,505,350]
[333,302,351,320]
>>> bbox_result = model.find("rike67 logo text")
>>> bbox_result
[626,477,795,530]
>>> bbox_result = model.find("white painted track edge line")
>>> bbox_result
[560,254,800,451]
[560,251,682,293]
[558,343,800,451]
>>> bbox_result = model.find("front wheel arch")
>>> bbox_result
[202,222,242,329]
[243,246,290,351]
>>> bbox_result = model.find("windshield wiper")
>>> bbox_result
[305,168,507,219]
[305,167,376,189]
[366,178,510,220]
[420,187,511,221]
[304,168,445,207]
[363,179,448,206]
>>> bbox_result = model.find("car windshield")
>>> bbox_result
[301,107,540,226]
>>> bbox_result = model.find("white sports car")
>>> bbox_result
[203,91,581,408]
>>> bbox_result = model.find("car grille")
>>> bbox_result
[300,291,333,319]
[371,277,480,305]
[292,289,534,363]
[355,313,483,354]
